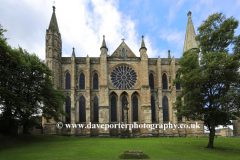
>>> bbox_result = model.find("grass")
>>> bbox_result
[0,135,240,159]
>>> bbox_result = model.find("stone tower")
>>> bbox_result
[183,11,198,53]
[42,6,62,134]
[45,6,62,89]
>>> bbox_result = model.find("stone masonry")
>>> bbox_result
[42,7,204,137]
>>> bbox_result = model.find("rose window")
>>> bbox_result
[111,66,137,89]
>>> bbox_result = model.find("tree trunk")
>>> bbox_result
[207,126,215,148]
[23,120,29,134]
[6,107,14,135]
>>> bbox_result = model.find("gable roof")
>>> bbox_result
[110,41,137,57]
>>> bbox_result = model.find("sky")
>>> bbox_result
[1,0,240,60]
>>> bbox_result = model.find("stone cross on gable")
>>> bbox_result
[121,38,125,41]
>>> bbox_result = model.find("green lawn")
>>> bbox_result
[0,135,240,159]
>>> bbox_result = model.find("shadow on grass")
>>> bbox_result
[194,146,238,152]
[0,134,72,151]
[118,153,150,159]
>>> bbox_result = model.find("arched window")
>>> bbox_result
[122,48,126,57]
[122,96,127,122]
[93,96,98,122]
[162,73,167,89]
[80,73,85,89]
[66,73,71,89]
[151,96,156,122]
[149,73,154,89]
[65,96,71,123]
[111,96,117,122]
[176,74,180,90]
[93,73,98,89]
[79,96,86,122]
[163,96,169,121]
[132,96,138,122]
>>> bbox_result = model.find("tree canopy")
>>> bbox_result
[0,23,66,134]
[173,13,240,148]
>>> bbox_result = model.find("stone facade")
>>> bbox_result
[42,7,204,137]
[215,127,233,137]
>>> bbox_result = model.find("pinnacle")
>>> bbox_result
[139,35,147,51]
[100,35,108,51]
[183,11,198,53]
[72,47,76,57]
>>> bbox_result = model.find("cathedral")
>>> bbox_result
[42,6,204,137]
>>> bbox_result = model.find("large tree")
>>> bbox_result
[173,13,240,148]
[0,24,66,134]
[0,24,24,134]
[16,48,67,134]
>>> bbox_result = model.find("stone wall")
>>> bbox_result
[42,52,204,137]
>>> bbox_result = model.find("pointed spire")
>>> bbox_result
[139,35,147,51]
[183,11,198,53]
[48,6,59,33]
[157,55,161,63]
[168,50,171,58]
[86,54,90,62]
[100,35,108,51]
[72,47,76,57]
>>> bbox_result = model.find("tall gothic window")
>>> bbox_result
[151,96,156,122]
[111,96,117,122]
[122,96,127,122]
[80,73,85,89]
[132,96,138,122]
[149,73,154,89]
[93,73,98,89]
[66,73,71,89]
[163,96,169,121]
[162,73,167,89]
[93,96,99,122]
[122,48,126,57]
[176,74,180,90]
[79,96,86,122]
[65,96,71,123]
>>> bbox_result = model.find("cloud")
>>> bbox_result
[167,0,186,25]
[144,35,163,58]
[237,0,240,7]
[159,28,185,50]
[0,0,159,60]
[0,0,53,60]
